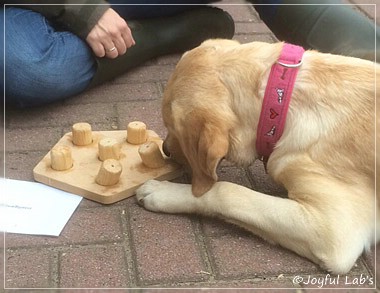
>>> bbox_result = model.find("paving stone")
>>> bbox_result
[219,279,298,289]
[112,65,175,84]
[59,244,129,288]
[234,33,277,44]
[348,0,379,23]
[59,290,126,293]
[247,160,287,197]
[66,82,161,104]
[207,234,322,279]
[60,207,123,243]
[0,233,4,286]
[116,99,167,139]
[303,288,378,293]
[179,279,298,289]
[61,122,118,134]
[5,248,54,288]
[77,192,136,209]
[154,54,182,66]
[5,127,62,152]
[58,288,123,293]
[5,207,123,248]
[128,203,207,285]
[215,2,260,23]
[362,247,376,277]
[4,232,60,250]
[217,166,252,189]
[360,245,379,288]
[147,288,218,291]
[201,218,252,238]
[235,22,272,35]
[8,103,115,129]
[5,151,45,180]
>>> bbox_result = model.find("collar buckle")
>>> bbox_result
[276,58,303,68]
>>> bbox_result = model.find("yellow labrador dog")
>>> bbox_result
[136,40,379,274]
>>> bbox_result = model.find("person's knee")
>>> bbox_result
[4,7,96,107]
[5,33,96,108]
[6,61,92,108]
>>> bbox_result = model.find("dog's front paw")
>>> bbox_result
[136,179,164,209]
[136,180,195,213]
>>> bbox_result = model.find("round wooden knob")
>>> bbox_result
[127,121,147,144]
[98,137,121,161]
[72,122,92,146]
[95,159,122,186]
[138,141,166,168]
[50,145,73,171]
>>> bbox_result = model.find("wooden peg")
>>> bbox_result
[98,137,121,161]
[50,145,73,171]
[127,121,147,144]
[138,141,166,168]
[95,159,122,186]
[72,122,92,146]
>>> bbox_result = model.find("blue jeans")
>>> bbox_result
[2,2,216,108]
[3,7,96,108]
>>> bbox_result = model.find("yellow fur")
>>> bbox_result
[138,40,378,273]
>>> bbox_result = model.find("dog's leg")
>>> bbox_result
[136,178,375,274]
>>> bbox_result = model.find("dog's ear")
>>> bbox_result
[180,113,229,197]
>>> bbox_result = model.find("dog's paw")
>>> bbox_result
[136,180,195,213]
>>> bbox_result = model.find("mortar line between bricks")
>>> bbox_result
[9,99,164,126]
[244,167,258,190]
[56,247,63,288]
[5,241,126,252]
[111,103,119,130]
[347,1,377,22]
[359,257,375,279]
[224,266,373,284]
[114,97,162,103]
[235,20,262,24]
[111,80,170,85]
[236,32,276,36]
[5,232,127,251]
[119,203,139,287]
[145,275,303,289]
[190,218,215,282]
[49,248,60,288]
[5,126,64,132]
[124,203,144,287]
[6,150,51,156]
[156,82,164,97]
[111,80,167,85]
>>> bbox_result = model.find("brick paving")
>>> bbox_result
[2,1,379,291]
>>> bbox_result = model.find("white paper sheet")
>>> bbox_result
[0,178,82,236]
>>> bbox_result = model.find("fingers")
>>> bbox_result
[86,8,135,59]
[99,20,130,58]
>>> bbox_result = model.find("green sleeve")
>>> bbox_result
[8,0,110,39]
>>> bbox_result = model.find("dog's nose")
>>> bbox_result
[162,140,171,157]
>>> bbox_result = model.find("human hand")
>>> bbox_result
[86,8,135,59]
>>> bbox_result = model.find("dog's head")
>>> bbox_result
[162,108,231,197]
[162,39,276,196]
[162,39,246,197]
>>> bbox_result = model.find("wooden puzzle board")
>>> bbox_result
[33,130,183,204]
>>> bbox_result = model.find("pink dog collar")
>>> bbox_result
[256,43,304,165]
